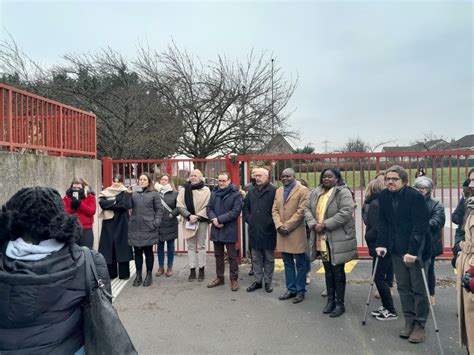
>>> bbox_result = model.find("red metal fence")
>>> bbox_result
[0,83,96,158]
[103,150,473,258]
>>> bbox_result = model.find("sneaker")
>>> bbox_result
[371,306,386,317]
[375,309,398,321]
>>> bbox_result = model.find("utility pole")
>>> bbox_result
[322,140,331,153]
[271,58,274,137]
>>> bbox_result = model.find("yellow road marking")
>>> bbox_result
[317,260,359,273]
[274,258,285,271]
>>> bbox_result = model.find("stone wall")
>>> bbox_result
[0,152,102,248]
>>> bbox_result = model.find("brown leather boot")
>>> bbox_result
[188,268,196,282]
[408,322,426,343]
[399,322,415,338]
[231,280,239,291]
[155,267,165,277]
[198,267,205,282]
[207,277,225,288]
[166,267,173,277]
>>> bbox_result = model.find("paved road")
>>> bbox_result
[114,256,464,354]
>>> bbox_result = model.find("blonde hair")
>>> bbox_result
[189,169,205,182]
[364,178,386,200]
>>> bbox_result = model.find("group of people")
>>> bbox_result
[0,165,473,353]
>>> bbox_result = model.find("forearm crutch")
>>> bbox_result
[362,256,380,326]
[420,261,444,355]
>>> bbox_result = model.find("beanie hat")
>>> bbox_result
[0,187,82,244]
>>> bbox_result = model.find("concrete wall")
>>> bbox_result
[0,152,102,248]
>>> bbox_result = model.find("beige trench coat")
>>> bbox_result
[272,181,309,254]
[457,211,474,354]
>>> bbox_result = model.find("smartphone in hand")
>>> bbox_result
[72,191,79,199]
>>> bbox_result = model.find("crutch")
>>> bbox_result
[362,256,380,325]
[420,261,444,355]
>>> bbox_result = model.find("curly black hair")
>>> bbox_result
[0,187,82,245]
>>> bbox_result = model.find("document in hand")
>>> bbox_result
[185,221,198,230]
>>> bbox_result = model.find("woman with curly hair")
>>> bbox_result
[64,177,97,249]
[0,187,111,354]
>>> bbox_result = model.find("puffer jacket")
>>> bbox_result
[158,190,179,242]
[305,184,357,265]
[0,242,111,355]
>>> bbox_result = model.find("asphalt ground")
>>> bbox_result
[114,256,465,355]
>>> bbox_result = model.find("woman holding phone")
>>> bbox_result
[124,173,162,287]
[64,177,97,249]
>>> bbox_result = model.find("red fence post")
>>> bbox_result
[6,88,13,152]
[102,156,112,188]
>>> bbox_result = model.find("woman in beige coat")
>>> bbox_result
[177,169,211,282]
[304,168,357,317]
[457,195,474,354]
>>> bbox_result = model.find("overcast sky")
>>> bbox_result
[1,0,472,152]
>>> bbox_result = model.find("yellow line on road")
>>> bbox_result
[317,260,359,273]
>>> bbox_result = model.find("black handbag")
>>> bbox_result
[83,247,138,355]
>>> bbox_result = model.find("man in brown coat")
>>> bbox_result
[272,168,309,303]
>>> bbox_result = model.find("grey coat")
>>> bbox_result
[125,190,163,247]
[304,184,357,266]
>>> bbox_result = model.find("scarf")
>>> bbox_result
[6,237,65,261]
[315,187,335,260]
[214,185,234,216]
[154,183,174,196]
[98,184,128,220]
[283,179,297,202]
[184,181,205,215]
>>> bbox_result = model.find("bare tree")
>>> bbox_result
[136,43,297,158]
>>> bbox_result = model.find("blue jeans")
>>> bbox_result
[157,240,175,267]
[282,252,307,294]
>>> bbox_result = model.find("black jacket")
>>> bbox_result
[425,196,445,257]
[452,197,466,254]
[243,183,277,250]
[377,186,431,260]
[363,193,380,258]
[158,190,180,242]
[207,185,242,243]
[98,191,133,264]
[0,243,111,355]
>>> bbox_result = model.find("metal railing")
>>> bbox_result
[0,83,96,158]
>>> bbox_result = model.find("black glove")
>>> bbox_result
[70,198,81,210]
[278,227,289,236]
[461,272,473,293]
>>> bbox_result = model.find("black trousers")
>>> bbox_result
[134,246,154,273]
[77,228,94,249]
[108,245,130,280]
[372,255,396,314]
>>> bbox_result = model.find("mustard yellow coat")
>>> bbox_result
[272,181,309,254]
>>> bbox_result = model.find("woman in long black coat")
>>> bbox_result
[154,174,179,277]
[98,175,133,280]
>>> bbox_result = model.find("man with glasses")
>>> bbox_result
[272,168,309,303]
[206,172,243,291]
[376,165,431,343]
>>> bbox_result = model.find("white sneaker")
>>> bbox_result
[371,306,385,317]
[375,309,398,321]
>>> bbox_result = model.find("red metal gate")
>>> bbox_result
[103,150,473,258]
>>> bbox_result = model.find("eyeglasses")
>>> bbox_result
[281,175,292,179]
[385,177,401,182]
[218,180,228,183]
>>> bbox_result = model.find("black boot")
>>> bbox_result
[330,302,345,317]
[198,267,205,282]
[188,268,196,282]
[133,273,142,287]
[322,294,336,314]
[322,263,336,314]
[142,271,153,287]
[330,265,346,317]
